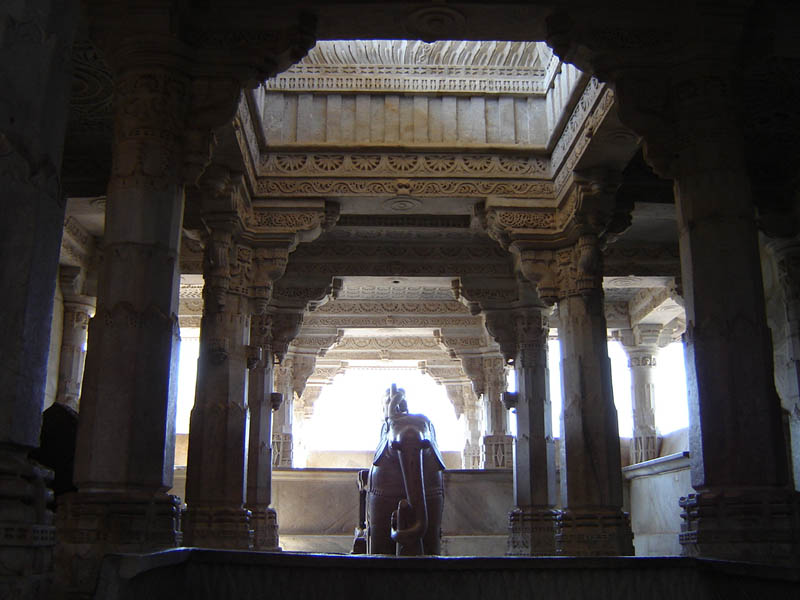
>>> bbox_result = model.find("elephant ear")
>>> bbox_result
[428,422,447,471]
[372,422,391,466]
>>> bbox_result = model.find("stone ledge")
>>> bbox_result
[94,549,800,600]
[622,452,690,480]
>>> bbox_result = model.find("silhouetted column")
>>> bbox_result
[556,235,633,556]
[183,219,256,549]
[507,308,558,555]
[664,69,799,562]
[66,59,188,570]
[764,237,800,490]
[0,2,78,596]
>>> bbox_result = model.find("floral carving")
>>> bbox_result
[312,154,344,171]
[249,210,322,231]
[350,155,381,171]
[424,155,457,173]
[387,155,420,172]
[275,154,307,171]
[462,155,494,172]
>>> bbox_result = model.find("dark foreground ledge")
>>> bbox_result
[96,548,800,600]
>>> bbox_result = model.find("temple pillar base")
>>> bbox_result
[555,508,634,556]
[0,446,55,600]
[55,490,180,597]
[507,507,558,556]
[483,435,513,469]
[251,507,280,551]
[679,488,800,566]
[183,506,253,550]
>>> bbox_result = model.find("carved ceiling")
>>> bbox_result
[61,10,683,343]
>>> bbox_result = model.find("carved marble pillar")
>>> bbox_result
[55,267,96,412]
[246,314,279,550]
[629,67,800,563]
[621,325,662,464]
[0,2,79,597]
[294,384,323,467]
[555,237,633,556]
[482,356,513,469]
[446,383,482,469]
[272,360,295,469]
[764,238,800,490]
[270,312,305,468]
[61,56,189,592]
[507,308,558,556]
[183,225,257,549]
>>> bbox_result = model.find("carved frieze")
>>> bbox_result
[255,178,554,199]
[265,40,553,96]
[303,315,481,329]
[260,152,549,179]
[335,285,455,301]
[315,300,469,315]
[60,216,96,270]
[333,337,441,351]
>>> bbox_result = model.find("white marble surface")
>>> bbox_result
[271,468,513,555]
[622,452,693,556]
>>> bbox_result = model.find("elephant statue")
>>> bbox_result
[365,384,445,555]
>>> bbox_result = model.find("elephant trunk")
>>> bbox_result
[390,439,429,555]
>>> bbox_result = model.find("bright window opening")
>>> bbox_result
[305,367,463,453]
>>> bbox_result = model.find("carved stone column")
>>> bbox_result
[506,308,558,556]
[554,236,633,556]
[447,383,482,469]
[55,267,96,412]
[764,237,800,489]
[482,356,513,469]
[294,384,323,467]
[60,52,189,594]
[620,325,662,464]
[272,360,295,469]
[0,2,79,597]
[246,314,280,550]
[270,311,305,468]
[182,190,264,549]
[610,62,800,563]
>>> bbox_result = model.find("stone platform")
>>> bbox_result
[95,549,799,600]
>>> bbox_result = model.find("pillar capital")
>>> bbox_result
[270,310,305,363]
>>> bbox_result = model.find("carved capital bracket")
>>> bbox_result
[483,310,517,364]
[290,354,317,399]
[485,307,549,366]
[249,313,273,363]
[87,2,317,185]
[244,199,340,251]
[270,310,304,363]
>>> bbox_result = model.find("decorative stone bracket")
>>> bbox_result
[198,166,340,314]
